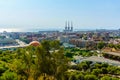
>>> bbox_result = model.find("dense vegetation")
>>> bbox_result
[0,40,68,80]
[0,40,120,80]
[103,53,120,61]
[108,43,120,49]
[64,48,97,59]
[67,61,120,80]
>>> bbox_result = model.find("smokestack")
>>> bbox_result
[65,21,67,30]
[68,21,70,31]
[71,21,73,31]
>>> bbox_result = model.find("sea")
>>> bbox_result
[0,28,62,32]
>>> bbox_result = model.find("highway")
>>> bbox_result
[0,39,29,49]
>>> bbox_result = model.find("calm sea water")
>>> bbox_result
[0,28,96,32]
[0,28,61,32]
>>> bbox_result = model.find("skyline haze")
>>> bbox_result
[0,0,120,32]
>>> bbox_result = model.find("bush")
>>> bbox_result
[1,71,17,80]
[76,73,84,80]
[65,52,74,58]
[101,68,108,74]
[0,67,6,76]
[100,76,119,80]
[69,73,77,80]
[92,69,102,76]
[84,75,98,80]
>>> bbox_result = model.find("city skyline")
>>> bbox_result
[0,0,120,32]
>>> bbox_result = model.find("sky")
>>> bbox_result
[0,0,120,31]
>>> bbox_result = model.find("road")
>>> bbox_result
[15,39,27,46]
[0,39,29,49]
[74,56,120,66]
[105,52,120,57]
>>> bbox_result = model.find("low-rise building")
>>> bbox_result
[69,39,96,48]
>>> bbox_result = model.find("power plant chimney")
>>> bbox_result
[71,21,73,31]
[65,21,67,31]
[68,21,70,31]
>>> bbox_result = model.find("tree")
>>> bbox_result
[69,73,77,80]
[0,50,2,54]
[78,61,89,71]
[100,76,111,80]
[50,40,60,50]
[101,67,108,74]
[0,71,17,80]
[34,46,46,80]
[0,66,6,76]
[94,63,102,69]
[12,46,35,80]
[65,52,74,58]
[52,47,68,80]
[84,75,97,80]
[97,41,105,54]
[92,69,102,76]
[76,73,84,80]
[34,40,68,80]
[107,66,117,74]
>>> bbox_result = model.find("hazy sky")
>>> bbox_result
[0,0,120,31]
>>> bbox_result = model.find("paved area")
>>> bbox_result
[105,52,120,57]
[74,56,120,66]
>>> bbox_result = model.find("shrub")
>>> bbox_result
[0,67,6,76]
[1,71,17,80]
[84,75,98,80]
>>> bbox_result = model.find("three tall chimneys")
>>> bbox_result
[65,21,73,32]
